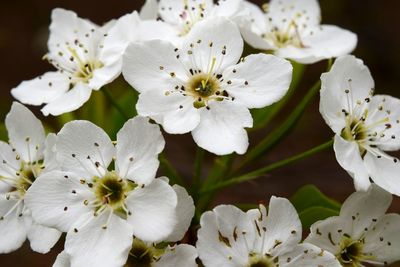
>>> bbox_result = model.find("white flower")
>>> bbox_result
[122,17,292,155]
[305,185,400,266]
[320,55,400,195]
[197,197,341,267]
[140,0,248,37]
[240,0,357,64]
[25,117,178,267]
[11,8,121,116]
[0,102,61,254]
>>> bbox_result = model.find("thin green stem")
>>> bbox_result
[159,153,186,186]
[101,87,129,120]
[200,140,333,194]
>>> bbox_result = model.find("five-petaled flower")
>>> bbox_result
[25,117,178,267]
[122,17,292,155]
[305,185,400,266]
[240,0,357,64]
[0,102,61,254]
[320,55,400,195]
[196,196,341,267]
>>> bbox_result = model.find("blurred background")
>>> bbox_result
[1,0,400,266]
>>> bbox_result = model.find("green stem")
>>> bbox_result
[193,147,205,189]
[101,87,129,120]
[200,140,333,194]
[159,153,185,186]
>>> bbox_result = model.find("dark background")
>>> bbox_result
[1,0,400,266]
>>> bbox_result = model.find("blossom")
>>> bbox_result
[240,0,357,64]
[320,55,400,195]
[25,117,178,267]
[0,102,61,254]
[305,185,400,266]
[11,8,121,116]
[122,17,292,155]
[197,197,341,267]
[139,0,248,37]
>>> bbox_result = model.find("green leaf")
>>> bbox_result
[298,206,339,229]
[290,184,341,213]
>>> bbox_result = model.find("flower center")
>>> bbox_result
[125,239,164,267]
[262,21,305,49]
[247,253,276,267]
[337,237,367,267]
[177,0,207,36]
[16,162,42,196]
[188,73,221,108]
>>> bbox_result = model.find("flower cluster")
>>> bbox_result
[1,0,400,267]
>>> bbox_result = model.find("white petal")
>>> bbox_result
[88,61,121,90]
[276,25,357,64]
[116,116,165,185]
[222,53,292,108]
[43,133,59,172]
[340,184,392,239]
[122,40,187,94]
[136,89,200,134]
[140,0,159,20]
[41,83,92,116]
[53,251,71,267]
[165,185,195,242]
[280,243,341,267]
[126,178,177,242]
[333,135,371,191]
[155,244,198,267]
[27,222,61,253]
[365,94,400,151]
[364,152,400,196]
[192,101,252,155]
[363,214,400,265]
[180,17,243,73]
[11,72,70,106]
[0,196,27,253]
[5,102,45,163]
[56,120,114,178]
[0,141,20,185]
[197,205,253,267]
[320,55,374,133]
[25,170,93,232]
[65,211,133,267]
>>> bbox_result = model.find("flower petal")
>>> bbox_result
[43,133,58,172]
[276,25,357,64]
[197,205,254,267]
[155,244,198,267]
[222,53,292,109]
[41,83,92,116]
[364,152,400,196]
[0,141,20,187]
[180,17,243,73]
[65,211,133,267]
[11,72,70,106]
[136,89,200,134]
[192,101,252,155]
[53,251,71,267]
[280,243,341,267]
[25,170,93,232]
[333,135,371,191]
[140,0,159,20]
[126,178,177,242]
[27,222,61,253]
[320,55,374,133]
[5,102,45,163]
[165,185,195,242]
[116,116,165,185]
[56,120,114,178]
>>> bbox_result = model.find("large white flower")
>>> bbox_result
[25,117,178,267]
[197,197,341,267]
[122,17,292,155]
[240,0,357,64]
[140,0,248,37]
[305,185,400,266]
[11,8,121,116]
[0,102,61,254]
[320,55,400,195]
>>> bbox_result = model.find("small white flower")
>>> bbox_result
[197,197,341,267]
[11,8,121,116]
[25,117,178,267]
[305,185,400,266]
[0,102,61,254]
[320,55,400,195]
[140,0,248,37]
[240,0,357,64]
[122,17,292,155]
